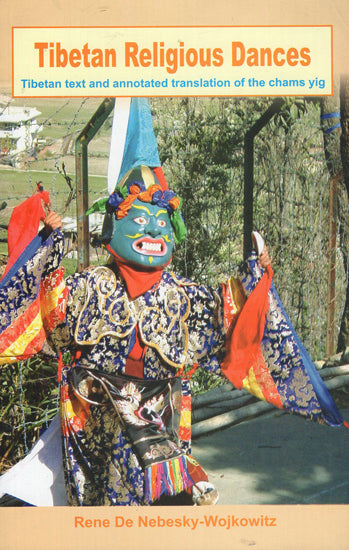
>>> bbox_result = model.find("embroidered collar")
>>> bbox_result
[70,267,191,368]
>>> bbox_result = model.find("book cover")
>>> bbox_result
[1,1,348,549]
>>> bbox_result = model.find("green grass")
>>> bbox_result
[10,96,107,137]
[0,168,107,193]
[1,92,112,190]
[0,93,111,272]
[0,169,108,211]
[0,93,112,216]
[62,257,80,276]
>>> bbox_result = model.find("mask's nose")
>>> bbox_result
[147,217,161,237]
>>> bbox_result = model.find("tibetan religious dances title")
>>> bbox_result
[12,26,333,97]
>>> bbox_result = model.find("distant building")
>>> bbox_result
[0,106,42,156]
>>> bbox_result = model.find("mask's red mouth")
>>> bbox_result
[132,237,168,256]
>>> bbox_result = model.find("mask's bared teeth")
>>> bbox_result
[133,237,167,256]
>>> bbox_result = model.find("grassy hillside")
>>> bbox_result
[0,94,112,205]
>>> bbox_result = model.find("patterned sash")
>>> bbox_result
[69,368,206,503]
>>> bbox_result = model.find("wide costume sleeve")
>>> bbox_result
[185,251,345,429]
[0,230,68,365]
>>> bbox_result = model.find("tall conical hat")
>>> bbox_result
[107,98,167,194]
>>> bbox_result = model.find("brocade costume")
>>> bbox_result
[54,255,226,505]
[0,229,344,506]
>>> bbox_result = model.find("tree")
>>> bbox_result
[337,75,349,351]
[152,97,271,282]
[319,77,349,353]
[153,96,345,357]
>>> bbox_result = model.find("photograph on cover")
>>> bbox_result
[0,93,348,509]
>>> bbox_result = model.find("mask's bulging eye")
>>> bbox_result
[157,219,167,228]
[134,216,148,226]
